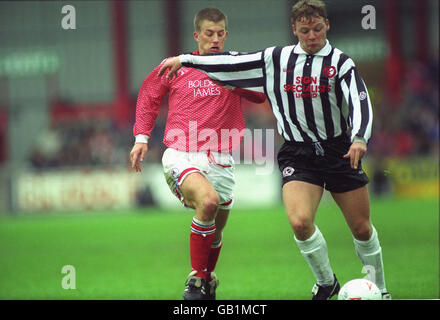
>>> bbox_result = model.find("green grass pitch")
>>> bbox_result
[0,197,438,300]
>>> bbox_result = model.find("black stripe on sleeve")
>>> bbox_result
[336,53,350,78]
[223,77,265,89]
[335,77,347,134]
[339,66,355,83]
[188,59,263,73]
[344,72,354,130]
[272,46,294,140]
[353,68,370,138]
[261,49,269,98]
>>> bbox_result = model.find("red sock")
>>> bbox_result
[190,218,216,279]
[207,242,222,281]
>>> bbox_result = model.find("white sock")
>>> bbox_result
[295,225,334,286]
[353,226,387,293]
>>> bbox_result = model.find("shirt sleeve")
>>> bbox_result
[133,61,170,140]
[179,51,266,93]
[338,58,373,143]
[232,88,266,103]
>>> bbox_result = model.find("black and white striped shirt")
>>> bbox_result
[179,40,373,144]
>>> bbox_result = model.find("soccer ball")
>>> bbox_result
[338,278,382,300]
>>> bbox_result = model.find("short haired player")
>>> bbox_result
[130,8,266,300]
[158,0,391,300]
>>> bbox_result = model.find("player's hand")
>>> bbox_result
[343,141,367,169]
[158,57,182,80]
[130,143,148,172]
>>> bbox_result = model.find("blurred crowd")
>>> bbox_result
[369,59,439,158]
[27,60,438,170]
[29,120,132,169]
[27,96,279,169]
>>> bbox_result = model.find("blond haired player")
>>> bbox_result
[130,8,265,300]
[158,0,391,300]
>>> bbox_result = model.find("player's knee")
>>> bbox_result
[351,223,372,241]
[289,217,313,237]
[200,193,219,218]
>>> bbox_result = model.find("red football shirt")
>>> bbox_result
[133,51,266,153]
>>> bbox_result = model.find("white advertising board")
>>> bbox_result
[14,165,281,213]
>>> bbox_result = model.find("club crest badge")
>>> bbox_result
[323,66,337,79]
[282,166,295,177]
[171,168,180,180]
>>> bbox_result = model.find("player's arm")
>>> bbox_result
[231,88,266,103]
[343,140,367,170]
[210,79,266,103]
[159,51,266,94]
[130,142,148,173]
[158,56,182,79]
[131,63,169,172]
[338,58,373,169]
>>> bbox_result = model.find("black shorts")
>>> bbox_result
[277,135,369,193]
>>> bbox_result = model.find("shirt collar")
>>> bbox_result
[293,39,332,56]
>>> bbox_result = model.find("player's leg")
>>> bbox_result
[283,180,322,240]
[331,186,388,294]
[202,152,235,299]
[181,172,219,221]
[208,208,228,275]
[180,171,219,276]
[278,140,339,299]
[161,148,222,299]
[283,180,337,293]
[179,172,219,300]
[204,208,229,300]
[331,186,372,240]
